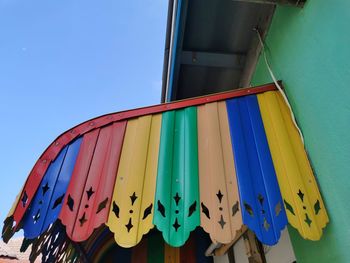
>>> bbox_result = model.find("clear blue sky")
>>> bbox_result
[0,0,168,228]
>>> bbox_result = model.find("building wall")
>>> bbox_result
[252,1,350,262]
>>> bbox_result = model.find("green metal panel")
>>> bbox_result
[252,1,350,262]
[153,107,200,247]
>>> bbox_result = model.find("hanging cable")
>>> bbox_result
[254,28,305,145]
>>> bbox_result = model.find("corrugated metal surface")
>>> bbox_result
[22,138,82,239]
[60,122,126,242]
[197,101,243,244]
[3,84,328,255]
[154,108,200,247]
[257,91,329,240]
[226,95,287,245]
[107,115,161,248]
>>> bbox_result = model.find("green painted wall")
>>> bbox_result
[252,1,350,262]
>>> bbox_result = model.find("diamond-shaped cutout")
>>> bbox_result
[42,183,50,195]
[201,202,210,219]
[21,191,28,207]
[52,194,64,210]
[112,201,120,218]
[263,218,270,231]
[304,213,312,227]
[142,204,153,220]
[96,198,108,214]
[297,189,304,202]
[275,202,282,216]
[86,187,95,201]
[216,190,223,203]
[244,202,254,217]
[232,201,239,217]
[284,199,295,216]
[79,212,87,227]
[172,218,181,232]
[67,195,74,212]
[125,218,133,232]
[130,192,138,206]
[188,201,196,217]
[218,215,226,229]
[173,193,181,206]
[157,200,166,217]
[314,200,321,215]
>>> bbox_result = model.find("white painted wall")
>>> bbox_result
[264,228,296,263]
[213,229,296,263]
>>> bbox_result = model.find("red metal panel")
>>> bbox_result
[11,83,276,230]
[59,129,100,237]
[69,122,126,241]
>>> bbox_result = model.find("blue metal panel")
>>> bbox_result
[226,95,287,245]
[166,0,183,102]
[22,138,82,239]
[42,137,82,232]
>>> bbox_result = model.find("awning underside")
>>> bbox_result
[2,84,328,257]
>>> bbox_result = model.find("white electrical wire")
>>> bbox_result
[254,28,305,145]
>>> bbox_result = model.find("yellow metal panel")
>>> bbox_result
[107,114,161,247]
[7,183,25,218]
[257,91,328,240]
[164,243,180,263]
[197,101,243,244]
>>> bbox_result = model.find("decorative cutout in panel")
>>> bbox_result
[197,101,243,244]
[22,138,82,239]
[60,122,126,241]
[257,91,329,240]
[3,85,329,251]
[226,95,288,245]
[153,108,200,247]
[107,115,161,248]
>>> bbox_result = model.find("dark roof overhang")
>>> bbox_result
[161,0,305,103]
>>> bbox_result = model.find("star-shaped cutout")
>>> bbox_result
[173,193,181,206]
[216,190,223,203]
[297,189,304,202]
[130,192,138,205]
[218,215,226,229]
[125,218,133,232]
[42,182,49,195]
[173,218,181,232]
[304,213,312,227]
[79,212,87,226]
[86,187,95,201]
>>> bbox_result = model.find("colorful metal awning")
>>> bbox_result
[2,83,328,254]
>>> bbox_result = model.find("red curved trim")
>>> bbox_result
[12,82,277,229]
